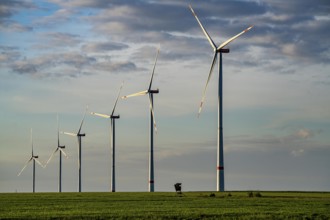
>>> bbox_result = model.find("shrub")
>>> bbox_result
[255,192,262,197]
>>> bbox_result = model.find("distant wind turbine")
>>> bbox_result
[189,5,253,192]
[122,49,160,192]
[45,114,68,192]
[17,129,45,193]
[91,82,124,192]
[63,106,88,192]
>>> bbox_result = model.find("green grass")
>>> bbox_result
[0,191,329,219]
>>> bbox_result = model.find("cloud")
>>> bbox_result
[6,49,139,78]
[0,0,35,32]
[226,127,323,153]
[2,0,330,80]
[0,21,33,32]
[252,0,330,64]
[291,149,304,157]
[48,0,112,9]
[10,60,37,74]
[0,46,20,63]
[9,52,97,78]
[92,60,138,73]
[81,41,129,53]
[37,32,81,48]
[0,0,36,21]
[33,8,74,27]
[295,128,315,139]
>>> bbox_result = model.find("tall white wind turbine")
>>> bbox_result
[45,115,68,192]
[122,49,160,192]
[17,129,45,193]
[63,107,88,192]
[189,5,253,192]
[91,82,124,192]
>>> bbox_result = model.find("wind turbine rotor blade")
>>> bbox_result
[17,158,33,176]
[34,158,45,168]
[63,132,77,137]
[198,52,218,117]
[57,114,60,147]
[30,128,33,156]
[111,81,124,116]
[189,5,217,50]
[45,148,59,166]
[148,49,160,91]
[91,112,110,119]
[148,95,158,133]
[121,90,148,99]
[217,25,254,50]
[78,106,88,134]
[59,148,69,158]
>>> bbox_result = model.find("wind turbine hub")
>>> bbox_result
[218,48,230,53]
[149,89,159,94]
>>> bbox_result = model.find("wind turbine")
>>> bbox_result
[63,107,88,192]
[45,114,68,192]
[189,5,253,192]
[122,49,160,192]
[17,129,44,193]
[91,82,124,192]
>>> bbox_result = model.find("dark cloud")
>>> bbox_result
[6,49,138,78]
[3,0,330,79]
[93,61,138,73]
[0,0,36,32]
[9,52,96,77]
[250,0,330,64]
[48,0,112,9]
[80,0,329,66]
[11,60,37,74]
[0,46,20,63]
[0,21,33,32]
[0,0,36,21]
[84,0,265,37]
[265,0,330,15]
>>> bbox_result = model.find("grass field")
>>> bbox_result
[0,191,329,219]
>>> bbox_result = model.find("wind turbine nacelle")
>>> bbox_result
[33,156,39,158]
[218,48,230,53]
[59,145,65,149]
[149,89,159,94]
[78,134,86,137]
[111,115,120,119]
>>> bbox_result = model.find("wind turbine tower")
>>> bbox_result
[17,129,44,193]
[122,49,160,192]
[91,82,124,192]
[63,107,88,192]
[45,115,68,192]
[189,5,253,192]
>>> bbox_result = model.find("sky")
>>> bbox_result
[0,0,329,193]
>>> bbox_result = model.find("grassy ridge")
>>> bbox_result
[0,192,329,219]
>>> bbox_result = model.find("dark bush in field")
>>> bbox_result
[255,192,262,197]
